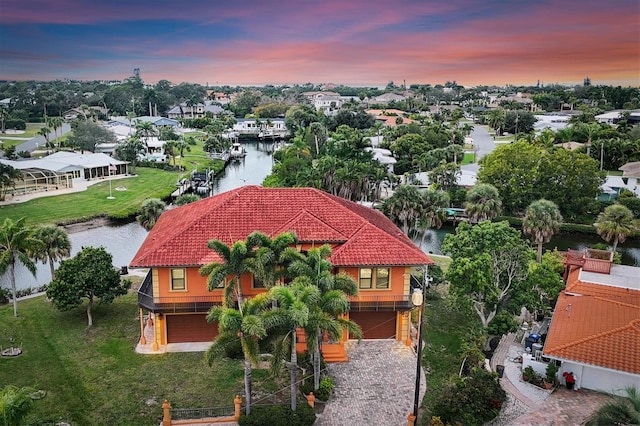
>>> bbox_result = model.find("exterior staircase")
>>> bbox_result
[321,342,348,363]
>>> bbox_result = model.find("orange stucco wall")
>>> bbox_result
[155,267,269,298]
[340,265,409,296]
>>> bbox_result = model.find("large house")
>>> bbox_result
[541,249,640,395]
[130,186,433,360]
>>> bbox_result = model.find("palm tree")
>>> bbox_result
[464,183,502,223]
[37,126,52,150]
[586,386,640,426]
[115,136,146,174]
[285,245,361,390]
[486,109,505,135]
[595,204,635,252]
[418,189,450,248]
[579,122,601,157]
[0,384,36,426]
[135,120,156,144]
[266,281,320,411]
[522,199,563,262]
[47,117,63,150]
[245,231,297,291]
[0,218,41,317]
[199,238,255,309]
[33,224,71,280]
[381,185,424,234]
[205,293,272,416]
[136,198,166,231]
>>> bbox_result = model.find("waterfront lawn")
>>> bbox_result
[0,291,264,426]
[0,167,185,225]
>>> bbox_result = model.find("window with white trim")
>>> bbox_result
[170,268,186,291]
[359,267,390,290]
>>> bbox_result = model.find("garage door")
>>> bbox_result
[350,311,396,339]
[166,314,219,343]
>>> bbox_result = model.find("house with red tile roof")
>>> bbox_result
[130,185,433,359]
[542,250,640,395]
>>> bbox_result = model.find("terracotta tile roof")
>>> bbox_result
[544,269,640,374]
[130,186,433,268]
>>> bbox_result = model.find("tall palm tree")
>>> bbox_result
[285,245,361,390]
[0,218,41,317]
[381,184,424,234]
[418,189,450,248]
[464,183,502,223]
[135,198,166,231]
[486,109,505,135]
[135,120,156,144]
[245,231,297,291]
[522,199,563,262]
[33,224,71,280]
[586,386,640,426]
[266,281,320,411]
[595,204,635,252]
[205,293,272,416]
[199,238,255,309]
[579,122,601,157]
[37,126,52,150]
[47,117,63,150]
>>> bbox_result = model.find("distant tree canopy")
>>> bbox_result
[66,121,117,153]
[478,141,605,219]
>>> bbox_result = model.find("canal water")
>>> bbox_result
[3,139,639,292]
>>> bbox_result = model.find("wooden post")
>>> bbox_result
[407,412,416,426]
[234,395,242,420]
[162,400,171,426]
[306,392,315,408]
[139,309,146,345]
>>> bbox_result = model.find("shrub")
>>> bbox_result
[487,311,519,335]
[545,362,559,386]
[315,377,334,401]
[430,368,506,426]
[5,118,26,130]
[238,404,315,426]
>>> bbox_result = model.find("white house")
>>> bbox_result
[541,250,640,396]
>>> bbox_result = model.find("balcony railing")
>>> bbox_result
[349,294,413,311]
[137,271,224,313]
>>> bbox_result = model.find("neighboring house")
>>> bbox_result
[130,186,433,360]
[232,118,288,138]
[0,152,127,197]
[133,116,180,127]
[166,102,224,120]
[365,147,397,174]
[368,93,406,104]
[595,109,640,125]
[62,106,109,121]
[619,161,640,197]
[540,249,640,396]
[366,109,415,127]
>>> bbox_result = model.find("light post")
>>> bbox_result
[411,267,431,424]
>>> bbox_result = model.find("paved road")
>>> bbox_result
[10,123,71,153]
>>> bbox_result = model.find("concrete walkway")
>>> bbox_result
[316,340,425,426]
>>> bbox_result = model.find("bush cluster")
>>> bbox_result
[299,376,334,401]
[238,404,316,426]
[430,368,506,426]
[0,286,48,304]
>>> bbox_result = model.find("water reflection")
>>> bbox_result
[2,222,148,292]
[415,225,640,267]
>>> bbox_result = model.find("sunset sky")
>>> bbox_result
[1,0,639,87]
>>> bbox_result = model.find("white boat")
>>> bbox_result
[229,142,246,158]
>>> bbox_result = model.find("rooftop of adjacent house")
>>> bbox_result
[543,265,640,374]
[130,185,433,269]
[578,264,640,291]
[619,161,640,178]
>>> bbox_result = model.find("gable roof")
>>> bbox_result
[543,268,640,374]
[130,186,433,268]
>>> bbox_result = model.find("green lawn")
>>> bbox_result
[0,291,274,425]
[461,152,475,165]
[0,167,186,225]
